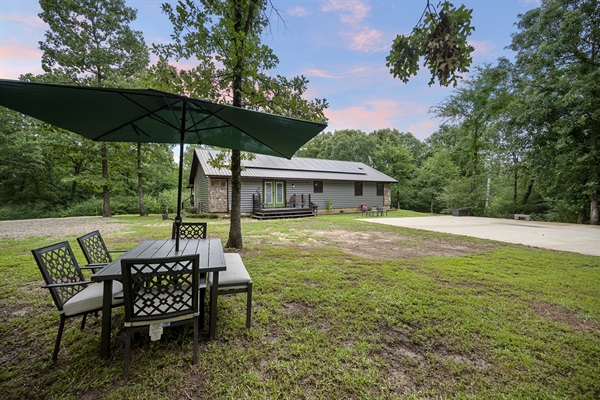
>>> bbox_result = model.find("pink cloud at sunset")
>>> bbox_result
[324,100,432,135]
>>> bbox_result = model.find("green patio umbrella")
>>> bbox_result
[0,79,327,248]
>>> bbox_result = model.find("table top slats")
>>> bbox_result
[91,238,226,281]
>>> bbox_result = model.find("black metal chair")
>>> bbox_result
[172,222,208,329]
[121,254,200,377]
[31,241,124,361]
[77,230,127,272]
[172,222,207,240]
[209,253,252,329]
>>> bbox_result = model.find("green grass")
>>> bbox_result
[1,212,598,399]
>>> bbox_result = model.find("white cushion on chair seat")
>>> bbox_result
[63,281,123,316]
[209,253,251,290]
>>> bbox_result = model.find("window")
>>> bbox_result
[354,182,363,196]
[376,183,384,196]
[314,181,323,193]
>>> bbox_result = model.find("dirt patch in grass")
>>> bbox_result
[530,301,600,333]
[308,229,497,260]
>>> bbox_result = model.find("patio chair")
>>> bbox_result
[172,222,207,240]
[121,254,200,377]
[209,253,252,329]
[77,230,127,272]
[172,221,208,329]
[31,241,124,361]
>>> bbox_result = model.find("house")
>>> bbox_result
[188,149,397,217]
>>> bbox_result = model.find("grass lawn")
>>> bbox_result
[0,211,598,399]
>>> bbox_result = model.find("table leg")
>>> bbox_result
[100,280,113,359]
[209,272,219,339]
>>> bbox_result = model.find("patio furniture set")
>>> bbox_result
[31,223,252,377]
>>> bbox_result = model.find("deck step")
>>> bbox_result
[252,208,315,220]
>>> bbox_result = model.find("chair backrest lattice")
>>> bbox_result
[172,222,207,240]
[77,230,112,264]
[32,242,86,311]
[121,255,199,324]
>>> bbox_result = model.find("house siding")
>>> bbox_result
[308,181,385,211]
[193,164,210,212]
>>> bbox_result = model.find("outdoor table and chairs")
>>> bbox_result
[91,238,226,359]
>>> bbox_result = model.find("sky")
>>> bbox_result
[0,0,541,142]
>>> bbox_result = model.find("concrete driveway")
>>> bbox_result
[362,216,600,257]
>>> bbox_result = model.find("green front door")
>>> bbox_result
[264,181,285,207]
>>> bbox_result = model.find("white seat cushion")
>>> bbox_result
[63,281,123,316]
[209,253,251,289]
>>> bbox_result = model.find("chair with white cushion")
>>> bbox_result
[31,241,124,361]
[209,253,252,329]
[120,254,200,377]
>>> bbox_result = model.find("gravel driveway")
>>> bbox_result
[0,216,128,240]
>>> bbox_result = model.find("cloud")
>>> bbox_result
[470,40,497,58]
[0,38,44,79]
[303,68,342,79]
[302,64,377,80]
[346,27,387,52]
[321,0,370,24]
[407,119,439,141]
[287,6,308,17]
[0,14,46,29]
[324,100,431,134]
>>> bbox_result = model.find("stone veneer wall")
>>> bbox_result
[208,178,229,213]
[384,183,392,207]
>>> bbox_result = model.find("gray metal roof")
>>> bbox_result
[193,149,397,183]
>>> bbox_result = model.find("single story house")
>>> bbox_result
[188,148,397,215]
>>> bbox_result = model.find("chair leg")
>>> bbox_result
[80,313,87,330]
[199,288,205,331]
[193,317,198,365]
[124,329,131,378]
[52,314,66,361]
[246,283,253,329]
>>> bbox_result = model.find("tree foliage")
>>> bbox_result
[37,0,150,217]
[387,1,475,86]
[510,0,600,224]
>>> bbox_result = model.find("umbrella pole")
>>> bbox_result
[175,101,187,252]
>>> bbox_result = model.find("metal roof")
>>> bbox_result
[193,149,398,183]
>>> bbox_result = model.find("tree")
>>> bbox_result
[386,1,475,86]
[154,0,327,248]
[510,0,600,224]
[38,0,149,217]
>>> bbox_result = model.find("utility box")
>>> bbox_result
[452,208,469,216]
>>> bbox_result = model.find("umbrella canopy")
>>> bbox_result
[0,79,327,248]
[0,79,326,159]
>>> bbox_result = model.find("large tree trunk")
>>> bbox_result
[137,143,147,217]
[101,143,111,217]
[227,150,243,248]
[591,198,599,225]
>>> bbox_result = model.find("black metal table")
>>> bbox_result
[91,238,226,359]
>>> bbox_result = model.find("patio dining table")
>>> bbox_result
[91,238,226,359]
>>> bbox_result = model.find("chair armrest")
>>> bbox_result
[42,281,91,289]
[108,250,127,254]
[81,263,108,270]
